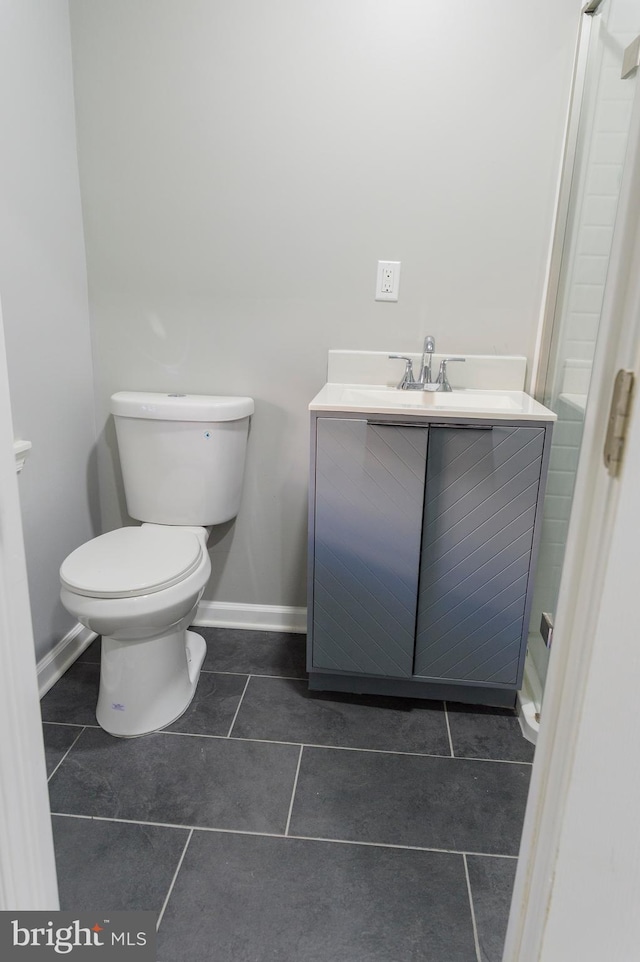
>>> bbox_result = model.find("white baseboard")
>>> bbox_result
[37,623,98,698]
[36,604,305,698]
[194,601,307,634]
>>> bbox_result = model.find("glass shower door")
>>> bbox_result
[528,0,640,693]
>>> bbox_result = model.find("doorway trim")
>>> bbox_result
[0,295,59,910]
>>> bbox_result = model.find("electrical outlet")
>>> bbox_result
[375,260,401,301]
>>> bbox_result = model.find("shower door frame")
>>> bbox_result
[525,0,638,708]
[530,0,601,397]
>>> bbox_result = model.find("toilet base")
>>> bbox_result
[96,629,207,737]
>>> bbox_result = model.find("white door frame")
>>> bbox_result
[0,295,59,910]
[504,35,640,960]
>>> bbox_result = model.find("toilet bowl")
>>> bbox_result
[61,524,212,737]
[59,391,253,737]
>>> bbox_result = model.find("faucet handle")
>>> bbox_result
[436,357,465,392]
[388,355,415,390]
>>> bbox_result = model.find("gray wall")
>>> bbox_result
[0,0,98,661]
[69,0,581,609]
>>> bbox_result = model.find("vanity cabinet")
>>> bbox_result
[307,413,552,707]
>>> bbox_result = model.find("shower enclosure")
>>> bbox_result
[524,0,640,730]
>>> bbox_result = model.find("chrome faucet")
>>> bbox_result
[389,337,466,391]
[436,357,466,392]
[387,355,417,389]
[389,335,438,390]
[388,355,423,390]
[418,336,436,385]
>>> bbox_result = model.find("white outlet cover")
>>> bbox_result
[375,260,401,301]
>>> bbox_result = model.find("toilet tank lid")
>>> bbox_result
[110,392,254,422]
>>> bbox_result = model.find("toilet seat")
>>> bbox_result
[60,526,203,599]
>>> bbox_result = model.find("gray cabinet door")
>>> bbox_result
[313,418,428,677]
[415,425,545,686]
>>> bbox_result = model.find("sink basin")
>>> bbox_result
[309,384,557,422]
[340,387,522,411]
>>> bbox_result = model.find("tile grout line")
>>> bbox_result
[156,828,194,932]
[225,676,251,737]
[443,701,455,757]
[48,812,519,859]
[42,721,99,729]
[463,853,483,962]
[142,728,532,765]
[202,670,306,681]
[47,727,87,781]
[284,831,518,860]
[42,723,532,765]
[284,745,304,837]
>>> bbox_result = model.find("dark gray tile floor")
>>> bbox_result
[232,675,450,753]
[42,628,533,962]
[289,747,530,855]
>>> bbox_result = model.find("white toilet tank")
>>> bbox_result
[111,392,254,525]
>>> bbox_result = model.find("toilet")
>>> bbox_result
[59,391,254,737]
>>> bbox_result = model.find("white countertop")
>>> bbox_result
[309,384,556,422]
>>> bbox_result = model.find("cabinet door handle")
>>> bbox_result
[367,420,493,429]
[429,422,494,430]
[367,420,430,428]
